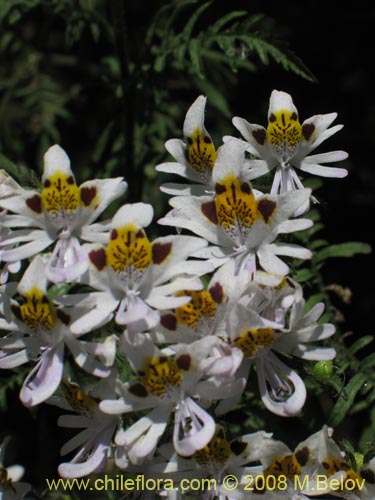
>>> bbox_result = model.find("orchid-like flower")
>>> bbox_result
[0,437,30,500]
[298,426,375,500]
[156,96,218,197]
[100,333,243,463]
[226,90,348,214]
[48,372,121,478]
[0,145,127,283]
[0,256,116,406]
[214,276,335,417]
[159,140,312,277]
[147,427,273,500]
[61,202,212,336]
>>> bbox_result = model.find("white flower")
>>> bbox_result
[227,90,348,214]
[0,145,127,283]
[100,333,243,463]
[0,256,116,406]
[299,427,375,499]
[156,96,218,196]
[0,437,30,500]
[61,202,212,336]
[215,274,335,417]
[159,140,312,277]
[48,372,120,478]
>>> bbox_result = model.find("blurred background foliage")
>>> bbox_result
[0,0,374,497]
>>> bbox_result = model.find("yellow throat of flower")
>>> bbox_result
[140,356,183,398]
[266,109,302,159]
[187,128,217,179]
[17,287,57,331]
[194,427,231,468]
[106,224,152,274]
[41,170,81,217]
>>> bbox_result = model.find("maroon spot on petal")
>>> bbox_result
[159,355,168,364]
[136,229,145,238]
[26,194,42,214]
[161,314,177,331]
[291,112,298,121]
[302,123,315,140]
[129,383,148,398]
[176,354,191,371]
[258,199,277,223]
[57,310,71,325]
[295,447,309,466]
[152,242,172,265]
[269,113,276,122]
[187,137,193,145]
[43,179,51,188]
[80,186,97,206]
[361,469,375,484]
[67,176,75,185]
[240,182,252,194]
[322,462,330,470]
[110,229,118,240]
[204,136,212,144]
[209,282,224,304]
[201,201,218,225]
[89,248,107,270]
[215,183,226,195]
[11,305,22,321]
[41,295,49,304]
[252,128,266,145]
[230,440,247,456]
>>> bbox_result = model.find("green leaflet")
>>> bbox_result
[313,242,372,264]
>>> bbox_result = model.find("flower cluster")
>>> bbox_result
[0,91,362,500]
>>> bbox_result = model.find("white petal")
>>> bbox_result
[65,335,111,378]
[20,344,64,407]
[257,246,289,276]
[299,162,348,178]
[1,234,52,262]
[173,397,215,456]
[111,203,153,229]
[17,255,48,295]
[43,144,71,178]
[183,95,207,137]
[269,90,298,116]
[256,352,306,417]
[81,177,127,224]
[212,140,247,183]
[0,349,28,369]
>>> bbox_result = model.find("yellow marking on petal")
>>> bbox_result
[215,174,257,240]
[187,128,217,179]
[106,224,152,273]
[141,356,183,398]
[194,427,231,467]
[41,170,80,218]
[61,380,97,414]
[266,109,302,158]
[321,456,362,491]
[175,290,217,329]
[264,454,302,480]
[232,328,274,358]
[19,287,57,331]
